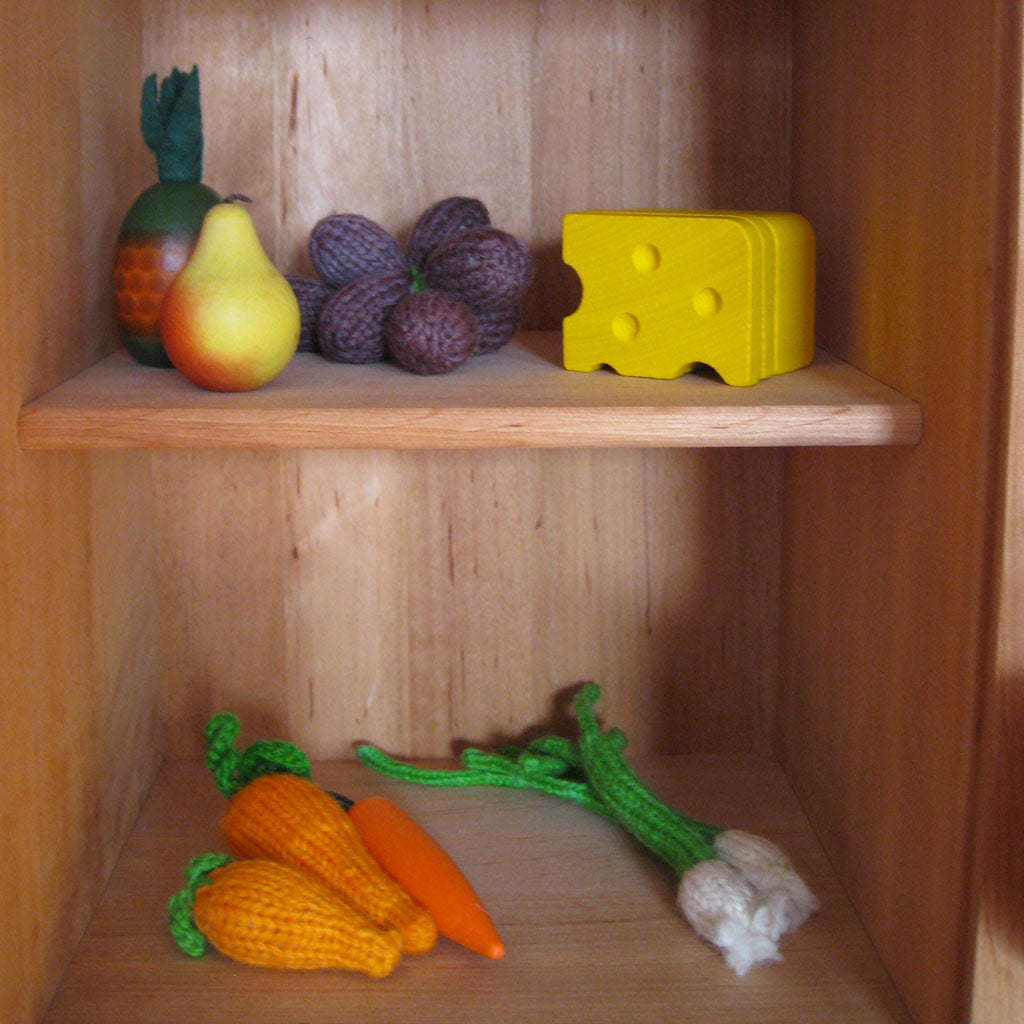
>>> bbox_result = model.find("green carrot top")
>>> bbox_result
[204,712,312,797]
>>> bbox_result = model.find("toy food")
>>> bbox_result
[335,792,505,960]
[285,274,333,352]
[204,714,437,955]
[310,213,406,287]
[317,269,411,363]
[159,197,300,392]
[167,853,403,976]
[286,196,533,373]
[562,210,815,385]
[113,66,220,367]
[358,683,818,976]
[385,290,478,374]
[203,713,504,959]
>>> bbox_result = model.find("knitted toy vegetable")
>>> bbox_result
[204,714,437,955]
[167,853,403,976]
[287,197,533,373]
[113,66,220,366]
[203,713,503,959]
[357,683,818,976]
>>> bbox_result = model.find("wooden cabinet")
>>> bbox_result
[2,2,1019,1022]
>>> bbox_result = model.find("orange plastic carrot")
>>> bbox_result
[341,794,505,960]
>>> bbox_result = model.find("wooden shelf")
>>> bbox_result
[43,755,910,1024]
[19,333,921,451]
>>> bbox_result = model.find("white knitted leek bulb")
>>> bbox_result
[678,830,819,975]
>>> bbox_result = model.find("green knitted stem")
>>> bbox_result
[358,684,724,873]
[166,853,232,957]
[205,713,312,797]
[141,65,205,184]
[355,744,615,820]
[573,683,721,875]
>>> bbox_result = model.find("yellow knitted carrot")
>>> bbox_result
[221,772,437,955]
[168,854,403,977]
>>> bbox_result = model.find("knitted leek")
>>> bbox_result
[357,682,818,975]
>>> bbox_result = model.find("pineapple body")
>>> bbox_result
[114,181,219,366]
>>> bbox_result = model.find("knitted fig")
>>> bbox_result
[423,225,533,310]
[286,274,334,352]
[385,291,477,375]
[113,66,220,367]
[295,197,533,372]
[407,196,491,270]
[474,303,521,355]
[310,213,406,288]
[318,269,411,363]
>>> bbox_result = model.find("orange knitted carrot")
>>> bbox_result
[221,773,437,955]
[343,794,505,960]
[168,855,403,977]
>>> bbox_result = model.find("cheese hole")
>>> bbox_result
[631,243,660,273]
[693,288,722,318]
[612,313,640,342]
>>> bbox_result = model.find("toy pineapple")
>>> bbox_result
[113,66,219,366]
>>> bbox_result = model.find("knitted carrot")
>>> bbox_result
[333,792,505,960]
[356,683,818,976]
[205,715,437,956]
[167,853,403,977]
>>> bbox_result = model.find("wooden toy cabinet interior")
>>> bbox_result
[4,2,1023,1023]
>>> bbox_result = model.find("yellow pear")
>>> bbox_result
[160,197,300,391]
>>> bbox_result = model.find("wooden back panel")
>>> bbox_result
[141,0,792,760]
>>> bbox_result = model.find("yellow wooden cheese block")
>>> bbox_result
[562,210,815,386]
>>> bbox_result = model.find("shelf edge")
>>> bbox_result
[17,402,922,450]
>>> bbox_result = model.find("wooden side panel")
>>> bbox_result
[781,4,1008,1023]
[971,319,1024,1015]
[155,448,780,760]
[0,5,160,1024]
[970,6,1024,1015]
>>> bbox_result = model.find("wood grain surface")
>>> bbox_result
[41,757,911,1024]
[4,1,1020,1023]
[18,341,922,450]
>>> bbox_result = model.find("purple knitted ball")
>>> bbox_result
[385,291,477,375]
[474,303,521,354]
[407,197,490,270]
[318,269,411,363]
[310,213,406,288]
[423,225,533,310]
[285,274,334,353]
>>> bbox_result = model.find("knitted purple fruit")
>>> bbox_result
[285,275,334,353]
[310,213,406,289]
[385,291,477,375]
[318,269,411,363]
[423,225,533,310]
[474,303,521,355]
[407,197,490,271]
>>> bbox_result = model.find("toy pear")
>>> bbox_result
[160,197,300,392]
